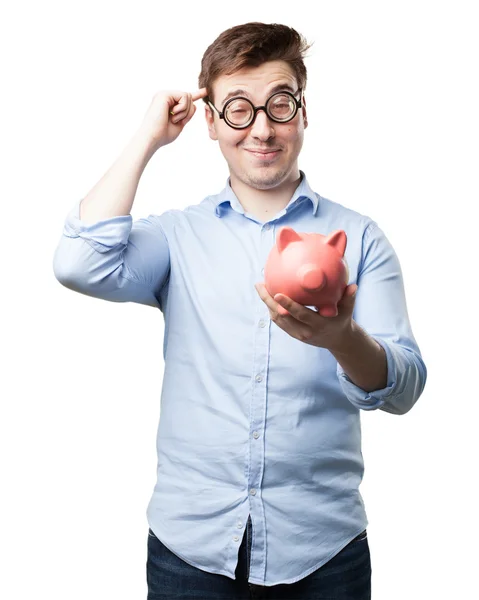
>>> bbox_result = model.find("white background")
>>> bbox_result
[1,1,478,598]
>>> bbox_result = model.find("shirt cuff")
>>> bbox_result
[63,199,133,253]
[336,337,397,410]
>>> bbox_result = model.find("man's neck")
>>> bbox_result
[230,171,302,221]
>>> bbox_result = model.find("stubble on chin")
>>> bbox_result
[233,165,292,190]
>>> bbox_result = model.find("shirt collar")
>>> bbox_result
[213,170,319,218]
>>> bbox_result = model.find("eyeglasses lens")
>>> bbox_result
[224,94,296,127]
[225,99,253,127]
[268,94,296,121]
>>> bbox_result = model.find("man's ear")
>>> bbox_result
[302,95,308,129]
[204,105,218,140]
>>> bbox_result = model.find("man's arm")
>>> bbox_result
[78,128,158,224]
[256,220,426,414]
[79,88,206,223]
[53,89,206,308]
[334,222,427,415]
[52,127,168,308]
[329,320,387,393]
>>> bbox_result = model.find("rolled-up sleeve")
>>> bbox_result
[52,199,170,310]
[337,222,427,414]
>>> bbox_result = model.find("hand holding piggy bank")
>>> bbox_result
[264,227,350,317]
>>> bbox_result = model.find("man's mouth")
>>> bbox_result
[244,148,281,159]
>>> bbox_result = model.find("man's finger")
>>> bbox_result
[170,93,190,115]
[192,88,208,102]
[256,283,291,318]
[339,284,358,304]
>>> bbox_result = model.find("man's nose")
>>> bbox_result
[250,109,275,140]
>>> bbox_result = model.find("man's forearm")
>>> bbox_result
[329,321,388,393]
[79,129,157,224]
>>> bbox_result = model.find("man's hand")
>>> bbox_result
[138,88,208,151]
[254,282,358,351]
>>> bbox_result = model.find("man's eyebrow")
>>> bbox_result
[220,83,298,107]
[220,89,249,106]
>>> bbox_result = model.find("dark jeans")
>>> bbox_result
[146,516,371,599]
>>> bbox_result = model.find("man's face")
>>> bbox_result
[205,60,308,191]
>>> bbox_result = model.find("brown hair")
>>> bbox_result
[199,22,313,103]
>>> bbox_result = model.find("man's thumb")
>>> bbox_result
[345,284,358,302]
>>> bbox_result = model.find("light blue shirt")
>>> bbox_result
[52,171,427,586]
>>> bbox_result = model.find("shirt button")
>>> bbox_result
[255,375,263,383]
[233,535,240,542]
[237,522,243,528]
[250,488,257,496]
[264,224,271,231]
[253,431,260,439]
[258,319,266,328]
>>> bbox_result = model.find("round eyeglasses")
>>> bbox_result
[206,89,303,129]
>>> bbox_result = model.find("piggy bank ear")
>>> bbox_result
[277,227,302,253]
[325,230,347,257]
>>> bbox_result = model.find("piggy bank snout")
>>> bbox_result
[298,264,325,291]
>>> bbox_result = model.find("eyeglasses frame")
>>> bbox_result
[205,88,303,130]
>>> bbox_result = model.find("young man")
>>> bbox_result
[53,22,427,600]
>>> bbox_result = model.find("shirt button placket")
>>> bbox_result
[247,221,274,558]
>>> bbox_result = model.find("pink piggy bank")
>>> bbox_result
[264,227,349,317]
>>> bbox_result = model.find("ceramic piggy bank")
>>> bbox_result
[264,227,349,317]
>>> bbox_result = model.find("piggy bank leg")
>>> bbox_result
[317,304,338,318]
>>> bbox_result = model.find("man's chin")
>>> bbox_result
[240,166,290,190]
